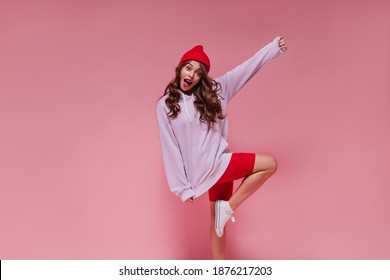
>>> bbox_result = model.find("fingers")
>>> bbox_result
[278,36,288,52]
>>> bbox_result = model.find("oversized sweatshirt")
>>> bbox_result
[157,37,284,202]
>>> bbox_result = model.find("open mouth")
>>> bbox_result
[183,78,193,87]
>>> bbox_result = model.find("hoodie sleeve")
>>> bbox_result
[156,100,195,202]
[216,36,284,103]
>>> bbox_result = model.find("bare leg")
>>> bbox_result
[210,201,226,259]
[210,154,276,258]
[229,154,277,211]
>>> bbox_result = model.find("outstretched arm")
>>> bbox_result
[216,36,287,103]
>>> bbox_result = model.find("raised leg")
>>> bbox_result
[229,154,277,210]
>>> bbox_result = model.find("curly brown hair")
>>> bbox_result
[162,61,225,128]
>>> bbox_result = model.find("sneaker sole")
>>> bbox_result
[215,200,222,237]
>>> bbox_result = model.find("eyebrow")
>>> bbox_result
[187,62,202,72]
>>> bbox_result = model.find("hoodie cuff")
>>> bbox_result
[180,188,196,202]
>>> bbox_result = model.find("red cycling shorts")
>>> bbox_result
[208,153,256,202]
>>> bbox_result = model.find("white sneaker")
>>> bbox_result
[215,200,235,238]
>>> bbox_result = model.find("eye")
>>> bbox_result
[195,72,202,77]
[186,65,192,71]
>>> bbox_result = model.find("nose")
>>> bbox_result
[188,71,194,78]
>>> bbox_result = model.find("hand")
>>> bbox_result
[186,196,195,203]
[279,36,288,52]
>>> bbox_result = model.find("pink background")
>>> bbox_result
[1,0,389,259]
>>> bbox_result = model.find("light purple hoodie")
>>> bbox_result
[157,37,284,202]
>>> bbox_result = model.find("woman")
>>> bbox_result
[157,36,287,259]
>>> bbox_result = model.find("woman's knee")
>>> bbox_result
[268,156,277,175]
[254,154,277,174]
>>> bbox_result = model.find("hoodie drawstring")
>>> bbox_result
[182,92,194,123]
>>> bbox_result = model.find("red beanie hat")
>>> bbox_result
[179,45,210,72]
